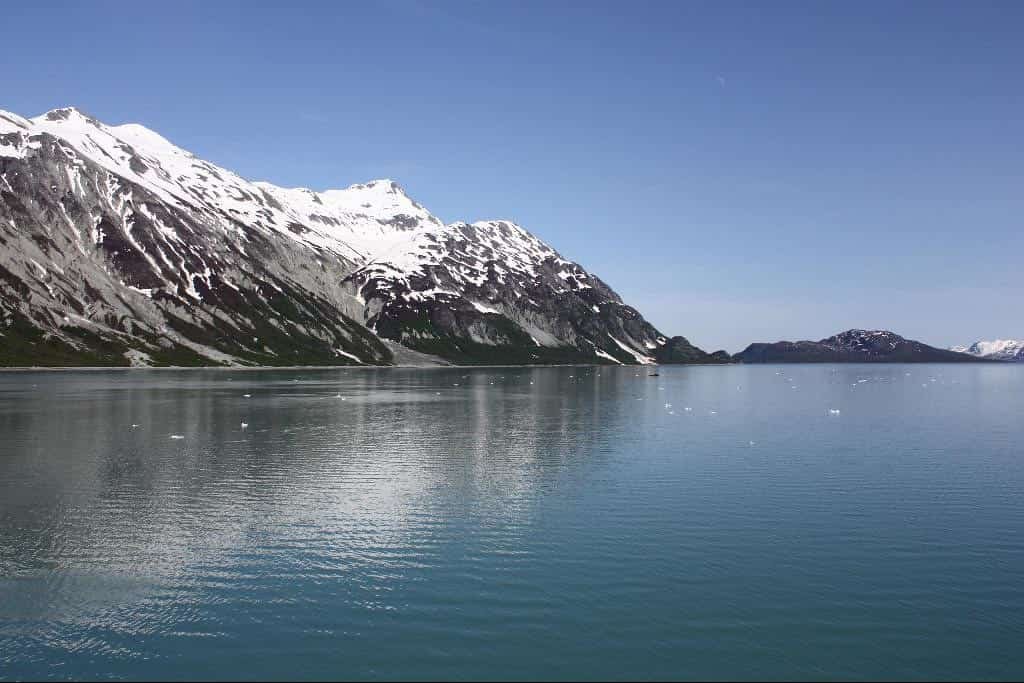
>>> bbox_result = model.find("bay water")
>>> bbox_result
[1,364,1021,680]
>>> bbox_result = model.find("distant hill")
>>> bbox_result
[735,329,986,363]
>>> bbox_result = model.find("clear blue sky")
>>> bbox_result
[4,0,1022,352]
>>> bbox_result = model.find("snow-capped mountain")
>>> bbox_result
[0,106,724,367]
[951,339,1024,361]
[735,329,984,363]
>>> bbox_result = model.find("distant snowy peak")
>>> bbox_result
[951,339,1024,361]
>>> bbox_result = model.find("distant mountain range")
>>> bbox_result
[0,106,729,367]
[735,329,987,363]
[950,339,1024,362]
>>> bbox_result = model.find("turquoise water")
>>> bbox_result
[0,364,1022,680]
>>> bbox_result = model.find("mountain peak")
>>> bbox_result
[824,329,904,343]
[346,179,405,196]
[38,106,99,125]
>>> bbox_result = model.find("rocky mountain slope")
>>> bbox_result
[0,107,726,367]
[950,339,1024,362]
[735,329,985,363]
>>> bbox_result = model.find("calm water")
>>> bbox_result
[0,364,1022,680]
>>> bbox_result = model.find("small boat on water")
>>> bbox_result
[648,371,660,377]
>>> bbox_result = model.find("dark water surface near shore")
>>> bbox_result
[1,364,1022,680]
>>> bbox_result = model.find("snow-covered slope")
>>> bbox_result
[0,106,722,367]
[3,107,438,264]
[951,339,1024,361]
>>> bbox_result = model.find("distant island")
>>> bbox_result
[734,329,987,364]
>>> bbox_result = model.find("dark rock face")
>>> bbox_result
[735,329,984,363]
[0,107,723,367]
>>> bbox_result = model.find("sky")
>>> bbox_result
[3,0,1022,352]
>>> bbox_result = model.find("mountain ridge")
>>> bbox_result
[0,106,727,367]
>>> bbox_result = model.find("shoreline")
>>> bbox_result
[0,362,663,374]
[0,360,1014,372]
